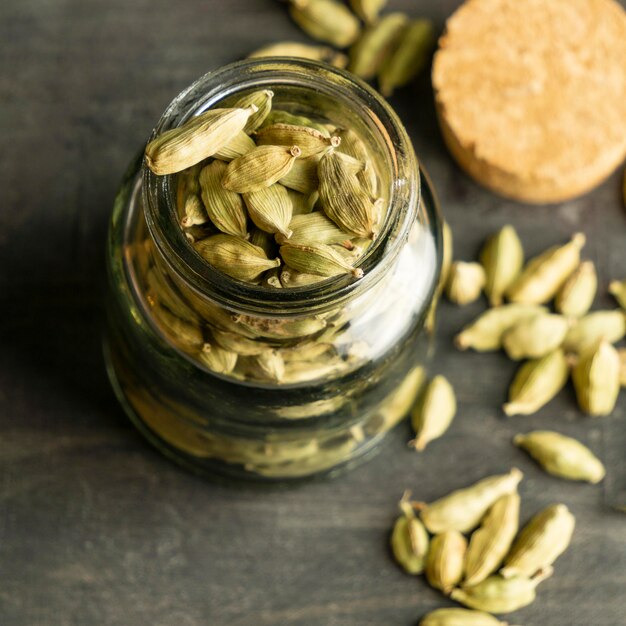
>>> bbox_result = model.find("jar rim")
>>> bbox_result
[142,58,422,316]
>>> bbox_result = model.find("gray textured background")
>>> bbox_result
[1,1,625,624]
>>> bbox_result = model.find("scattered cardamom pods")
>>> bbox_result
[280,242,363,278]
[195,234,281,282]
[288,0,361,48]
[503,349,568,416]
[501,504,575,579]
[513,430,605,483]
[145,106,255,175]
[609,279,626,310]
[563,310,626,354]
[349,0,387,24]
[480,225,524,306]
[419,608,513,626]
[555,260,597,317]
[455,304,548,352]
[502,313,570,360]
[391,492,430,575]
[409,375,456,451]
[464,493,520,587]
[445,262,486,306]
[572,340,620,417]
[222,144,302,193]
[248,41,348,68]
[416,468,523,534]
[506,233,586,304]
[425,530,467,594]
[243,183,293,239]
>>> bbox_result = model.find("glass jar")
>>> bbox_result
[104,59,442,482]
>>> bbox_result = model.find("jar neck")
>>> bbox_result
[143,59,421,317]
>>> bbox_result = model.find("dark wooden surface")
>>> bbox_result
[1,1,625,624]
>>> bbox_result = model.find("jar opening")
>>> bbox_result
[143,59,421,316]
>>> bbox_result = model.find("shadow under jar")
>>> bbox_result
[104,59,442,482]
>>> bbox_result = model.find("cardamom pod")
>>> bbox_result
[280,341,334,363]
[280,242,363,278]
[426,531,467,594]
[198,160,248,237]
[256,123,340,158]
[440,220,454,289]
[506,233,586,304]
[336,128,378,195]
[349,0,387,24]
[609,279,626,310]
[288,189,318,216]
[572,341,620,416]
[446,262,486,306]
[563,310,626,354]
[464,493,520,587]
[146,266,200,325]
[248,350,285,382]
[451,569,552,614]
[501,504,575,579]
[152,304,204,350]
[243,183,293,239]
[176,163,202,212]
[409,375,456,451]
[248,41,347,67]
[263,109,330,136]
[480,225,524,306]
[288,0,361,48]
[318,149,377,238]
[211,328,268,356]
[391,492,430,575]
[233,89,274,133]
[199,342,238,374]
[375,366,426,432]
[502,313,570,360]
[619,348,626,387]
[419,608,512,626]
[503,349,568,416]
[281,355,347,383]
[278,212,352,248]
[455,304,548,352]
[280,267,323,287]
[195,235,281,282]
[249,228,278,258]
[279,154,321,195]
[214,130,257,162]
[378,19,435,97]
[223,145,302,193]
[514,430,605,483]
[264,268,283,288]
[555,260,597,317]
[349,13,408,80]
[145,106,255,175]
[416,468,523,534]
[180,194,209,228]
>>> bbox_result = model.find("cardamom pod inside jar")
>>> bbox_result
[104,59,442,481]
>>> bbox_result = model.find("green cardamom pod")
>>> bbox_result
[416,468,523,534]
[278,212,353,248]
[287,189,318,216]
[247,350,286,383]
[336,128,378,195]
[198,342,238,374]
[445,262,486,306]
[248,41,348,68]
[439,220,454,290]
[180,194,209,228]
[279,154,321,195]
[378,19,435,97]
[480,225,524,307]
[262,109,330,136]
[409,375,456,451]
[572,341,620,416]
[318,149,377,238]
[514,430,605,483]
[176,163,202,213]
[419,608,513,626]
[464,493,520,587]
[555,260,597,317]
[255,123,340,158]
[619,348,626,387]
[152,304,204,350]
[503,349,568,416]
[349,13,409,80]
[214,130,256,162]
[349,0,387,24]
[501,504,575,579]
[455,304,548,352]
[223,145,302,193]
[146,266,200,325]
[243,183,293,239]
[280,267,323,287]
[391,492,430,575]
[145,106,255,175]
[502,313,570,360]
[233,89,274,133]
[375,366,426,432]
[232,312,327,341]
[609,279,626,310]
[280,242,364,278]
[451,569,552,614]
[426,531,467,594]
[211,328,268,356]
[198,160,248,237]
[506,233,586,304]
[563,310,626,354]
[288,0,361,48]
[195,234,281,282]
[249,228,278,259]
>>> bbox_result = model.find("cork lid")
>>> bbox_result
[432,0,626,203]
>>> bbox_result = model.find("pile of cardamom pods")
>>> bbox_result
[250,0,434,97]
[391,468,576,623]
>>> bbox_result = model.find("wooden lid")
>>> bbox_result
[432,0,626,203]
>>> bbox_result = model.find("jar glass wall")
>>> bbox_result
[104,59,442,481]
